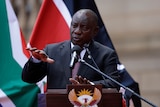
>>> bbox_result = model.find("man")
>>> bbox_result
[22,9,120,90]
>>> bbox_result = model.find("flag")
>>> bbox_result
[29,0,71,49]
[0,0,40,107]
[29,0,141,107]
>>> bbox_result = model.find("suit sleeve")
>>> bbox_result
[93,50,120,89]
[22,57,47,83]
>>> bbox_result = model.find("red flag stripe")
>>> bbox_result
[20,30,30,58]
[30,0,70,49]
[53,0,72,27]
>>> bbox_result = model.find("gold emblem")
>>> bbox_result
[68,87,101,107]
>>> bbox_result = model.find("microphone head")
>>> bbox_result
[72,45,82,54]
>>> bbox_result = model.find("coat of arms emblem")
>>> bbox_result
[68,86,102,107]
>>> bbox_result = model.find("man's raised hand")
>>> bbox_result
[26,47,54,63]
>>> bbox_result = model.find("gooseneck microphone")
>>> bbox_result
[84,44,109,87]
[81,44,157,107]
[69,45,82,68]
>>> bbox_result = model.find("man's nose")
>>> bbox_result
[74,27,81,34]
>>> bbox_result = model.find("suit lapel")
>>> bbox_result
[59,41,72,80]
[78,52,92,76]
[78,42,99,77]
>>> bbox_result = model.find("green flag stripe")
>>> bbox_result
[0,0,40,107]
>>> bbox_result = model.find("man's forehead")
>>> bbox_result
[72,11,90,21]
[74,11,87,18]
[72,14,88,24]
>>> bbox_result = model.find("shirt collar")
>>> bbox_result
[71,42,86,59]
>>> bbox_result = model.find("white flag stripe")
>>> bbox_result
[0,89,15,107]
[53,0,72,27]
[6,0,28,68]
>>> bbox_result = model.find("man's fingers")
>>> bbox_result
[26,47,54,63]
[26,47,37,51]
[69,76,93,85]
[75,76,91,84]
[78,76,84,83]
[69,78,79,85]
[83,78,88,84]
[46,57,54,63]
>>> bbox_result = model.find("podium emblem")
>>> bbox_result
[68,87,102,107]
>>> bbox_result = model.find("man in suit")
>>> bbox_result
[22,9,120,90]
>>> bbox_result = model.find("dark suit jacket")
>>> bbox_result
[22,40,120,89]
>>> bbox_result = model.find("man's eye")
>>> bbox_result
[82,26,89,31]
[71,23,77,28]
[73,25,77,28]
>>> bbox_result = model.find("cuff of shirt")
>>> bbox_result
[89,81,95,85]
[31,56,41,63]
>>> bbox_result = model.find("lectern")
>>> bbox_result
[38,85,122,107]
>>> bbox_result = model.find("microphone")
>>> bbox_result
[84,44,109,86]
[82,44,157,107]
[70,45,82,68]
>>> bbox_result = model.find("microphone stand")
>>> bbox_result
[79,58,157,107]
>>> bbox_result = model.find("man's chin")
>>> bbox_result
[72,41,79,45]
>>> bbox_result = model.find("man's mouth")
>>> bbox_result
[73,37,80,41]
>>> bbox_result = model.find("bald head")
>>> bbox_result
[72,9,98,26]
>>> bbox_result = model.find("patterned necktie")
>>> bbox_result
[72,60,80,79]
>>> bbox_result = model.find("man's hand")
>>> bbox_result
[69,76,92,85]
[26,47,54,63]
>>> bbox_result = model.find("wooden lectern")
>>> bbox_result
[38,84,122,107]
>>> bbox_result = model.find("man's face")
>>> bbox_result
[70,11,98,47]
